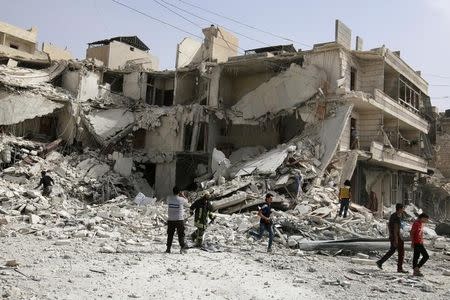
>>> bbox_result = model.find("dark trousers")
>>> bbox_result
[412,244,429,269]
[250,222,274,250]
[191,227,206,247]
[166,220,185,250]
[378,238,404,270]
[43,186,52,196]
[339,199,350,217]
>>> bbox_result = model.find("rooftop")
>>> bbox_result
[88,36,149,51]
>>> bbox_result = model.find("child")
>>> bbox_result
[410,213,430,276]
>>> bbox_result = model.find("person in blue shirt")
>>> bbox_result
[250,193,274,252]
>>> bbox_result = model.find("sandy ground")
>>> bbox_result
[1,235,450,300]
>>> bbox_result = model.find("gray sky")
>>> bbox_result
[2,0,450,111]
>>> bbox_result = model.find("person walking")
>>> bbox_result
[166,186,189,254]
[376,203,407,273]
[36,171,54,197]
[338,180,352,218]
[250,194,274,252]
[411,213,430,276]
[190,191,215,248]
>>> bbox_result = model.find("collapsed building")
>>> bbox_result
[0,19,446,220]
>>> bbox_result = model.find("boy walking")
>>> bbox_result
[411,213,430,276]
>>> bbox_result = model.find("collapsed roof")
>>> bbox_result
[88,36,150,52]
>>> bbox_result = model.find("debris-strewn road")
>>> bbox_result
[1,235,449,300]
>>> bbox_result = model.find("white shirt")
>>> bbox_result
[167,195,189,221]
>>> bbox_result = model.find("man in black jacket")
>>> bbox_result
[190,191,215,247]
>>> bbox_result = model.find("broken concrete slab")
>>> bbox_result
[232,64,327,120]
[114,157,133,177]
[0,61,68,88]
[83,108,135,146]
[0,90,64,125]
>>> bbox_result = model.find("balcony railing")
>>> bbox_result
[373,89,429,133]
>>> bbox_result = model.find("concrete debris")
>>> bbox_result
[0,90,65,125]
[0,62,67,87]
[232,64,327,120]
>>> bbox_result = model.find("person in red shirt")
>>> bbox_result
[410,213,430,277]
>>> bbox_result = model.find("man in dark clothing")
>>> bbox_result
[190,191,215,247]
[36,171,54,196]
[376,203,407,273]
[250,193,274,252]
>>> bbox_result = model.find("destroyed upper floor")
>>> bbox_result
[0,20,72,67]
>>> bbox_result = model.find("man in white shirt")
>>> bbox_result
[166,186,190,253]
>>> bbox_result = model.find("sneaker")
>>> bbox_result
[165,249,170,254]
[397,269,408,274]
[376,261,383,270]
[267,248,272,253]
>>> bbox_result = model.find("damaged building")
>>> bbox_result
[0,19,442,217]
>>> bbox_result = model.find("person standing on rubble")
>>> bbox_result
[410,213,430,276]
[36,171,54,197]
[250,193,274,253]
[190,191,215,248]
[166,186,189,254]
[338,180,351,218]
[376,203,408,273]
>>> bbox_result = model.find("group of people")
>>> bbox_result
[339,181,430,276]
[165,187,275,253]
[377,203,430,276]
[165,186,216,253]
[37,170,430,275]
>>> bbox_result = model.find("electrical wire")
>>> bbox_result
[160,0,272,47]
[111,0,204,40]
[152,0,203,29]
[111,0,243,54]
[176,0,312,48]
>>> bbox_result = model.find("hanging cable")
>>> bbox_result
[160,0,272,47]
[152,0,203,29]
[176,0,312,48]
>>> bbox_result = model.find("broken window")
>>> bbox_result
[350,67,357,91]
[145,75,174,106]
[137,162,156,187]
[183,123,207,152]
[102,72,123,93]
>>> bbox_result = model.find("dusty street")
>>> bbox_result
[1,234,449,300]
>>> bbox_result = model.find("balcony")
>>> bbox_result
[371,89,429,133]
[369,141,427,173]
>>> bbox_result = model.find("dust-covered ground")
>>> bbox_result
[1,234,449,300]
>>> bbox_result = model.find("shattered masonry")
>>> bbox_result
[0,18,449,256]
